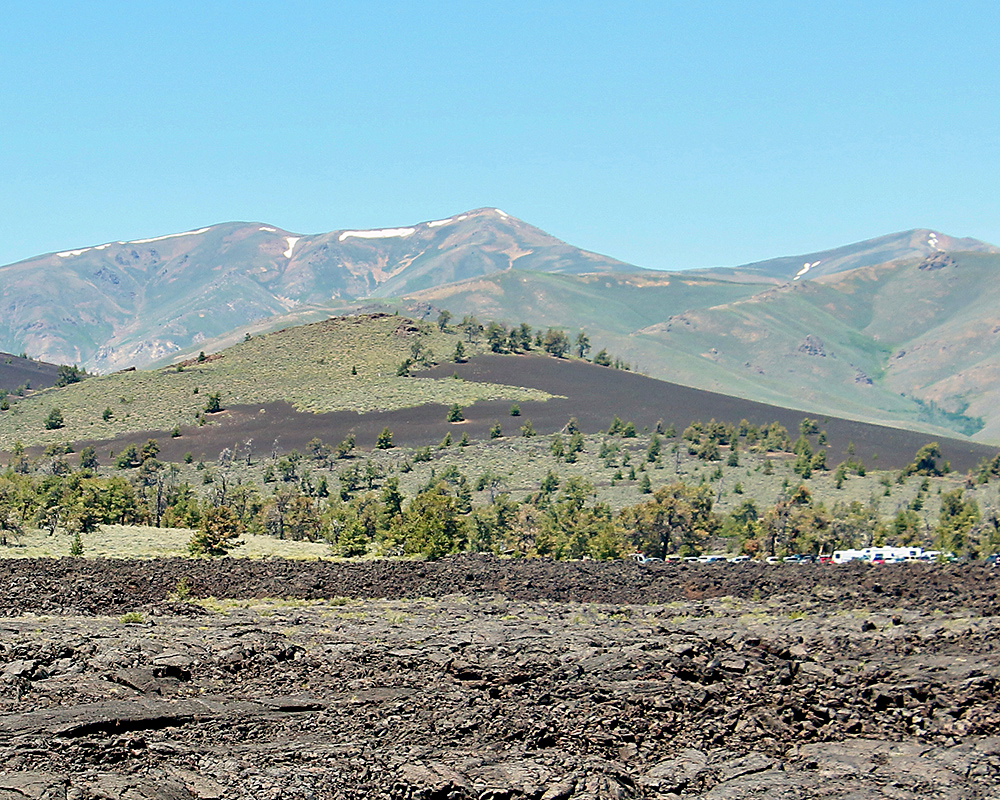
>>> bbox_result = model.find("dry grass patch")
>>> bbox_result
[0,525,333,560]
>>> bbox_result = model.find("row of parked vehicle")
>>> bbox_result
[631,546,960,566]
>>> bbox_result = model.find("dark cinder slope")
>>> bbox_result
[68,354,998,473]
[0,352,62,393]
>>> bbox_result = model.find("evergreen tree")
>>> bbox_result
[189,505,244,556]
[593,349,612,367]
[376,427,394,449]
[542,329,570,358]
[204,392,222,413]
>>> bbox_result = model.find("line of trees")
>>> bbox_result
[442,314,631,368]
[2,452,996,559]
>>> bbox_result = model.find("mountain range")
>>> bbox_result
[0,208,633,373]
[4,208,1000,442]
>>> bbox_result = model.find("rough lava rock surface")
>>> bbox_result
[1,555,999,799]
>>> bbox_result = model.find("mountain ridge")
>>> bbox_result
[0,208,639,372]
[6,210,1000,442]
[695,228,1000,282]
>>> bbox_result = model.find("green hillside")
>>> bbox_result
[366,254,1000,442]
[0,315,553,450]
[407,270,763,335]
[631,252,1000,439]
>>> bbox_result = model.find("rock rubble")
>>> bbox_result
[1,555,999,798]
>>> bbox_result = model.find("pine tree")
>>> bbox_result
[376,427,394,449]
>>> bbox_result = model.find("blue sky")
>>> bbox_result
[2,0,999,270]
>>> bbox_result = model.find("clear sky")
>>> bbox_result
[2,0,999,270]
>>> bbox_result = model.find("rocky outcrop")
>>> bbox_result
[1,557,999,798]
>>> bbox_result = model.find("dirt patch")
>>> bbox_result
[1,556,998,798]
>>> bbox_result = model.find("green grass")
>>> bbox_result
[0,315,554,449]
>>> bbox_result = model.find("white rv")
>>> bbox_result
[833,546,924,564]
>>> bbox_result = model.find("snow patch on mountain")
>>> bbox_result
[56,241,119,257]
[129,227,212,244]
[283,237,300,258]
[338,228,416,242]
[427,218,453,228]
[794,261,821,280]
[259,226,277,232]
[494,209,509,218]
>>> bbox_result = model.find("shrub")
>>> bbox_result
[79,446,98,470]
[44,408,64,430]
[55,364,86,388]
[115,443,140,469]
[489,421,503,439]
[414,447,432,463]
[204,392,222,413]
[376,427,394,449]
[447,403,464,422]
[336,434,356,459]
